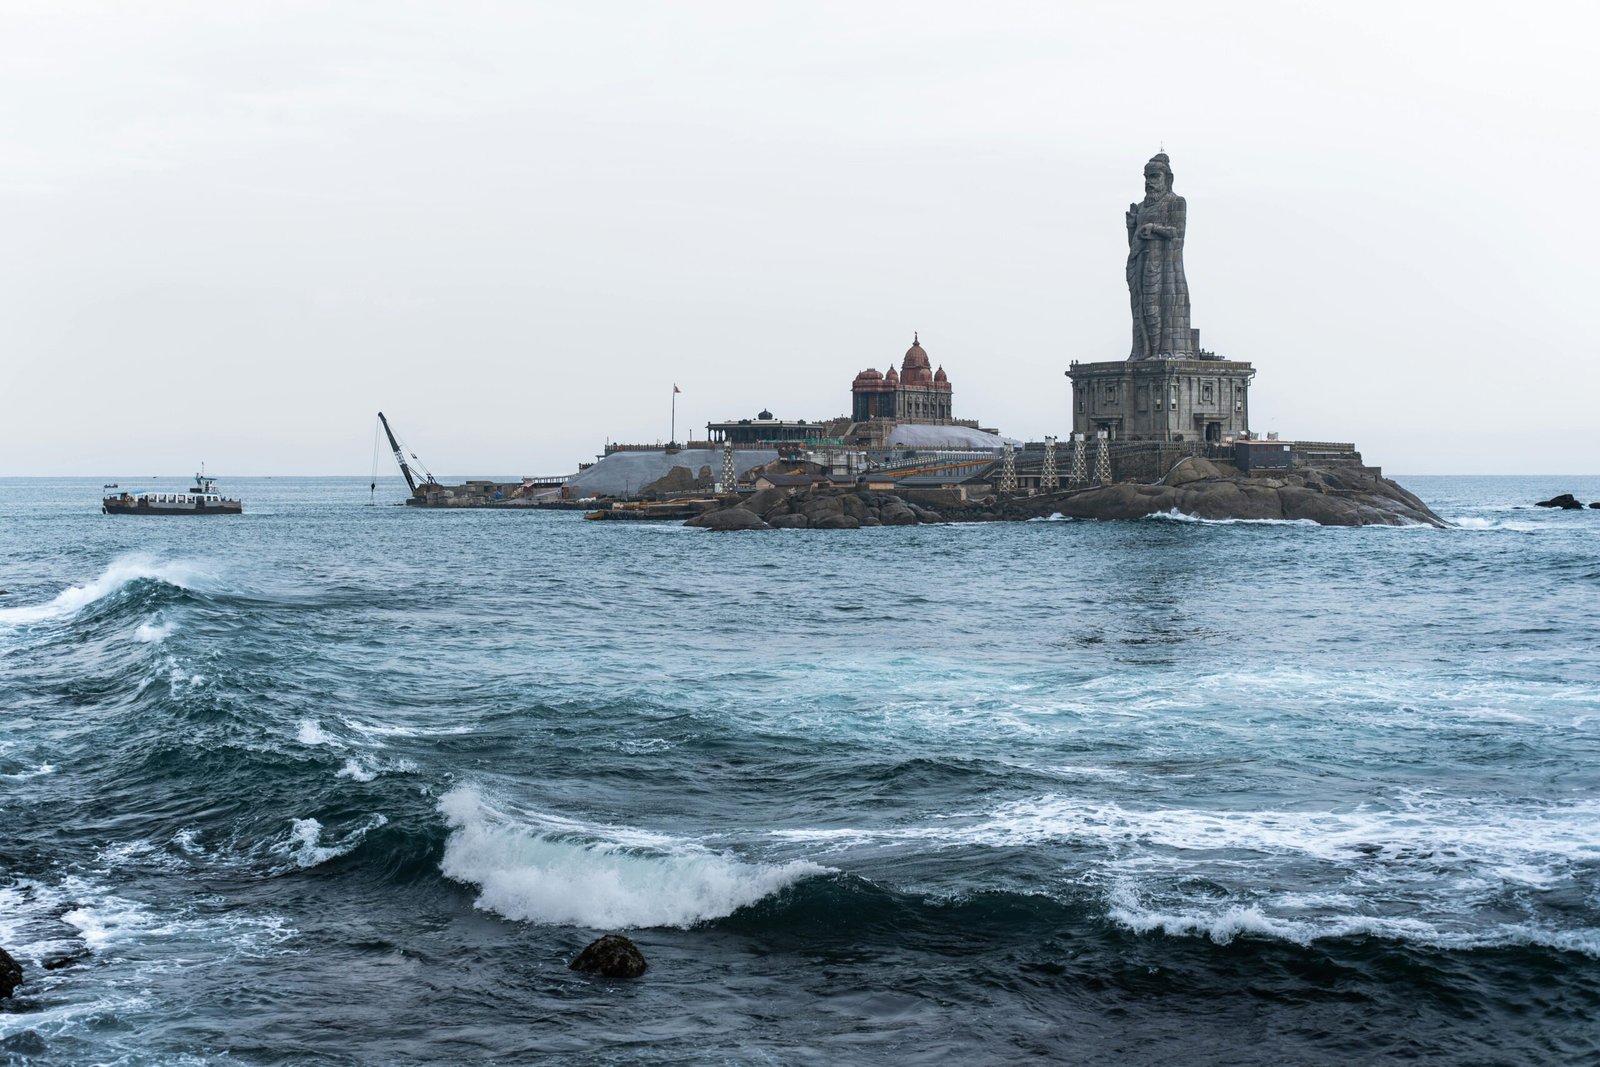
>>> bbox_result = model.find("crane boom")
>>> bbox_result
[374,412,438,499]
[377,412,419,495]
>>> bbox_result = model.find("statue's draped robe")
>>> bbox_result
[1126,193,1193,359]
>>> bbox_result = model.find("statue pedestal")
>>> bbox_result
[1066,358,1254,444]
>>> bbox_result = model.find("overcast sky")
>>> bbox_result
[4,1,1595,476]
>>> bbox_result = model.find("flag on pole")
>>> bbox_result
[673,384,681,393]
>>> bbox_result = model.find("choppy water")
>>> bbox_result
[2,474,1598,1065]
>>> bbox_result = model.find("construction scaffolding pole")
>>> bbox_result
[1094,431,1112,484]
[1041,436,1058,492]
[998,443,1018,495]
[721,440,737,493]
[1069,433,1088,486]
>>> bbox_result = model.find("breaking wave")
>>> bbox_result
[1106,883,1600,957]
[1143,509,1322,526]
[437,786,829,929]
[0,556,212,627]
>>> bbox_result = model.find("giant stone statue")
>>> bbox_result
[1126,152,1193,360]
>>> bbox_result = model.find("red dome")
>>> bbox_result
[899,333,934,385]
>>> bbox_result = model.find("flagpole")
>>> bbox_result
[671,386,677,447]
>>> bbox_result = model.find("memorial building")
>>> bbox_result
[1067,152,1254,443]
[849,334,953,422]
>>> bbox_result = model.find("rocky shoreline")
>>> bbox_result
[686,456,1445,530]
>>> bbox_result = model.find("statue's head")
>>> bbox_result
[1143,153,1173,199]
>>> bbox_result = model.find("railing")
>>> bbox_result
[603,440,718,454]
[1287,440,1357,452]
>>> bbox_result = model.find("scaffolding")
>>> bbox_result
[720,440,737,493]
[998,443,1018,495]
[1094,431,1112,484]
[1069,433,1088,486]
[1041,436,1058,492]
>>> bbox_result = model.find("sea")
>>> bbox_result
[2,474,1598,1066]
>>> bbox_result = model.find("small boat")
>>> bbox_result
[103,469,242,516]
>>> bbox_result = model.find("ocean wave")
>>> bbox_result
[134,619,177,643]
[272,814,389,869]
[1454,516,1548,532]
[295,718,340,746]
[336,758,377,782]
[1106,883,1600,957]
[774,792,1600,880]
[0,556,212,627]
[3,875,296,961]
[334,756,416,782]
[1144,509,1322,527]
[0,761,56,780]
[437,786,829,929]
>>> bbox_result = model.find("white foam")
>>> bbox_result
[772,792,1600,893]
[336,758,377,782]
[134,619,176,643]
[295,719,338,746]
[1144,509,1321,527]
[438,786,828,929]
[62,900,159,949]
[0,556,211,626]
[0,762,56,780]
[272,814,387,868]
[166,656,205,688]
[1454,516,1546,532]
[1105,883,1600,957]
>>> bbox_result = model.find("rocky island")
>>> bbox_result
[681,152,1443,531]
[687,451,1442,530]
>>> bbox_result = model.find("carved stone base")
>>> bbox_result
[1067,358,1254,443]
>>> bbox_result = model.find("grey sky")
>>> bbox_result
[4,1,1595,476]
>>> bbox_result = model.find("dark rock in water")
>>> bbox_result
[1535,494,1583,510]
[686,507,770,531]
[684,460,1443,529]
[0,1030,47,1056]
[570,934,647,978]
[1040,466,1446,527]
[42,951,88,971]
[813,513,861,530]
[0,946,22,999]
[878,499,918,525]
[1591,502,1600,510]
[799,495,844,521]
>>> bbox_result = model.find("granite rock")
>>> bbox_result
[570,934,648,979]
[686,507,770,531]
[0,946,22,1000]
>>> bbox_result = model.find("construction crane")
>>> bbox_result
[376,412,442,502]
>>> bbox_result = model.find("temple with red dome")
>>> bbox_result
[851,334,954,423]
[706,333,1002,451]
